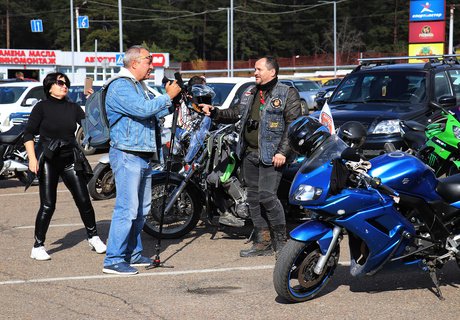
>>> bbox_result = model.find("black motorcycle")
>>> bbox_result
[0,123,30,184]
[143,119,304,239]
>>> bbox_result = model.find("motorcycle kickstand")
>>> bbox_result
[428,266,445,301]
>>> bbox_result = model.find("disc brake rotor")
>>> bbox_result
[298,251,323,288]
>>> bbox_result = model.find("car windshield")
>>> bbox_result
[206,83,235,106]
[292,81,320,92]
[329,71,427,104]
[0,86,27,104]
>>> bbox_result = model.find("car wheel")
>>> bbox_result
[76,127,96,155]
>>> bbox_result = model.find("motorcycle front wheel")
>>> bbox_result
[143,176,202,239]
[273,240,339,302]
[87,163,116,200]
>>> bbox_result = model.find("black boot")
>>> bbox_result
[271,224,287,260]
[240,227,273,257]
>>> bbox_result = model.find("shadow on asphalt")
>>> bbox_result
[274,259,460,304]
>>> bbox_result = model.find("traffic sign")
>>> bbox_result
[30,19,43,33]
[115,54,125,66]
[77,16,89,29]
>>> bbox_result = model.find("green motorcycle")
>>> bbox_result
[416,101,460,177]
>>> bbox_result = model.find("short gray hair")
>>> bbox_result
[123,45,149,67]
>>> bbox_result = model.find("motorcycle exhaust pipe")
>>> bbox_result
[313,226,341,275]
[2,160,28,172]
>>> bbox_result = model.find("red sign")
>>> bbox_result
[0,49,57,65]
[409,21,445,43]
[151,53,166,67]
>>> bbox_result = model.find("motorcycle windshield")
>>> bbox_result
[299,135,348,174]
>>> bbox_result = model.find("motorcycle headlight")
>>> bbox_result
[454,126,460,140]
[372,120,401,134]
[293,185,323,201]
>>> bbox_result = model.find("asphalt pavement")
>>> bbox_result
[0,153,459,320]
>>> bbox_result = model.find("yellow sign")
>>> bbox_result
[408,43,444,63]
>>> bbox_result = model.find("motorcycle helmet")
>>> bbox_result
[337,121,367,148]
[288,116,331,156]
[189,84,216,113]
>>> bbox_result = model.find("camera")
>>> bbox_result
[246,119,259,132]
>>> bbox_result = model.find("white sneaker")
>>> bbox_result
[88,236,107,254]
[30,246,51,261]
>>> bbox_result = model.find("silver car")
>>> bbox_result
[280,79,321,114]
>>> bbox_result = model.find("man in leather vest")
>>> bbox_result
[202,56,301,259]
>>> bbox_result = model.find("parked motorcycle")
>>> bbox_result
[0,123,30,184]
[273,116,460,302]
[143,118,304,239]
[391,101,460,177]
[87,117,200,201]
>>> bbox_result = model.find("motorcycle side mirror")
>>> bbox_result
[341,147,361,162]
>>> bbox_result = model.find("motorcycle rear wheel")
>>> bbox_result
[143,177,202,239]
[273,240,339,302]
[87,163,116,200]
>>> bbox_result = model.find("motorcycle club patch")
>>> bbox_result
[269,122,280,129]
[271,97,282,108]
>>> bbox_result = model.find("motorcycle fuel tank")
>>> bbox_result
[369,152,441,200]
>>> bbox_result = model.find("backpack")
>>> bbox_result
[81,76,136,148]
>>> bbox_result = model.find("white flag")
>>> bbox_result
[319,101,336,134]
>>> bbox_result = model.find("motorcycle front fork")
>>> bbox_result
[313,226,341,275]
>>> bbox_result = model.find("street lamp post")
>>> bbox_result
[319,1,337,77]
[118,0,123,52]
[70,0,75,81]
[219,7,230,76]
[230,0,234,77]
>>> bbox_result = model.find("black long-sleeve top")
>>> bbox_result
[23,96,84,142]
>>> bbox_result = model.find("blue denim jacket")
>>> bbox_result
[105,77,172,152]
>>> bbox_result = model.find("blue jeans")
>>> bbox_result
[103,148,152,267]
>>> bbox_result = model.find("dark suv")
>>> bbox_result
[313,57,460,157]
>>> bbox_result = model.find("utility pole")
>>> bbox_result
[6,0,10,48]
[449,4,455,54]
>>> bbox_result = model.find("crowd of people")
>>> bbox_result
[24,45,301,274]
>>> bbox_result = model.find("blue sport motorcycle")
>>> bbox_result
[273,117,460,302]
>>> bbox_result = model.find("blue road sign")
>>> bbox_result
[115,54,125,66]
[77,16,89,29]
[30,19,43,33]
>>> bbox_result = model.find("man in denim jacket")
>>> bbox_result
[102,45,181,275]
[202,56,301,259]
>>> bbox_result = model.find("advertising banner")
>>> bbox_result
[408,43,444,63]
[410,0,445,21]
[409,21,445,43]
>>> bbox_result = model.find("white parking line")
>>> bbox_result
[0,262,351,286]
[0,189,69,197]
[13,221,111,229]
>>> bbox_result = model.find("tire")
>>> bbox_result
[76,127,96,156]
[143,176,202,239]
[87,163,116,200]
[273,240,339,302]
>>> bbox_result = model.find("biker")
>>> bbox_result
[201,56,302,259]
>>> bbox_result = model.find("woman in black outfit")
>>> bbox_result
[24,72,106,261]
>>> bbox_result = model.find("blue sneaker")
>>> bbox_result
[130,256,153,267]
[103,262,138,275]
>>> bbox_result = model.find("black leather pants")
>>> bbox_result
[33,155,97,247]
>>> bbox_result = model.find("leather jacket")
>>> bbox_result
[213,80,301,165]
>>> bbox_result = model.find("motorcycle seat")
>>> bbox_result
[0,125,24,144]
[436,174,460,203]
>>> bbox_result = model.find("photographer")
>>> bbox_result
[102,46,181,275]
[202,56,301,259]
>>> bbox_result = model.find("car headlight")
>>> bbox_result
[372,120,401,134]
[293,185,323,201]
[454,126,460,140]
[324,90,333,99]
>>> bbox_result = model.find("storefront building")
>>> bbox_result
[0,49,169,84]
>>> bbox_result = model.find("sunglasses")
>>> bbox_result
[138,55,153,64]
[55,79,68,87]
